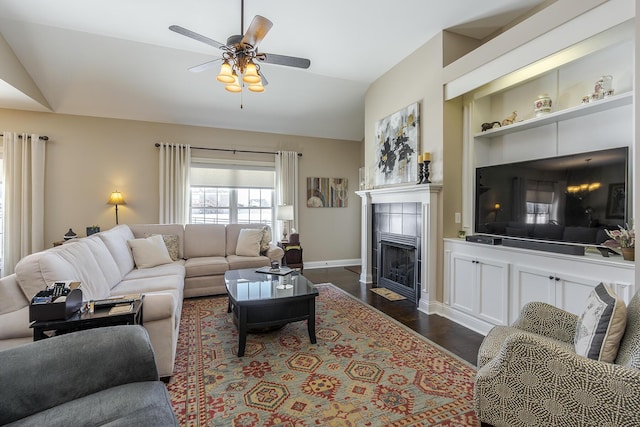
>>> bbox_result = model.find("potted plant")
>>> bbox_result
[604,223,635,261]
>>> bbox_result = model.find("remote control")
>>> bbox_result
[52,282,67,297]
[93,298,136,308]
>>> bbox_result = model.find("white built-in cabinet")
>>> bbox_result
[449,252,509,326]
[444,239,635,335]
[440,19,636,336]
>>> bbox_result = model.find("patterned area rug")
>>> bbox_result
[370,287,406,301]
[167,283,479,426]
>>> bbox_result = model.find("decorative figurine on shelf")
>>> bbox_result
[501,111,517,126]
[481,121,501,132]
[63,228,77,240]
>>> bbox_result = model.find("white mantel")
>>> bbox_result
[356,184,442,314]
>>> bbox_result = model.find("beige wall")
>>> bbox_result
[0,108,362,264]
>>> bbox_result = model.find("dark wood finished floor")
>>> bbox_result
[303,267,484,366]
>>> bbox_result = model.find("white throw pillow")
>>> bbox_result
[128,234,173,269]
[574,282,627,362]
[236,228,264,257]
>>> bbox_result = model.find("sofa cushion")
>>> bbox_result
[124,260,185,281]
[128,235,173,269]
[185,256,229,277]
[226,254,271,271]
[236,228,264,257]
[184,224,226,258]
[15,244,111,301]
[129,224,185,259]
[574,283,627,362]
[226,223,268,256]
[0,274,28,315]
[82,236,122,289]
[98,225,136,277]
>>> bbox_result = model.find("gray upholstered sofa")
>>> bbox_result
[0,325,178,426]
[475,290,640,426]
[0,223,283,378]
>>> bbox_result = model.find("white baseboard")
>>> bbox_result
[304,259,361,270]
[427,302,492,336]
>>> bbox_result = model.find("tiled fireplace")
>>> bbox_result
[356,184,441,314]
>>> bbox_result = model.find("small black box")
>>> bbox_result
[466,234,502,245]
[29,288,83,322]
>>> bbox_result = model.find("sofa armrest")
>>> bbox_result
[512,301,578,344]
[0,325,158,425]
[264,244,285,263]
[475,331,640,426]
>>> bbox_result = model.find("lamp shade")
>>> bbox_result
[277,205,294,221]
[248,81,265,92]
[216,60,235,83]
[242,61,261,84]
[107,190,126,205]
[225,72,242,93]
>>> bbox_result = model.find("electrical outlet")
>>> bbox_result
[455,212,461,223]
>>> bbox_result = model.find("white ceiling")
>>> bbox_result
[0,0,545,142]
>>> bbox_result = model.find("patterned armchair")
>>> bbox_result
[475,291,640,426]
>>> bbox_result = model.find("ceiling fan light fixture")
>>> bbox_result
[216,60,235,83]
[242,61,261,84]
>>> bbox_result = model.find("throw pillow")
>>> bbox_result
[128,234,173,269]
[574,282,627,362]
[236,228,264,257]
[143,233,180,261]
[259,226,272,253]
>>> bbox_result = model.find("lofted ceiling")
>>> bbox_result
[0,0,545,142]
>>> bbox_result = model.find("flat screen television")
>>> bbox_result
[475,147,629,246]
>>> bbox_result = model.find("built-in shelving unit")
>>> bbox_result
[473,91,633,140]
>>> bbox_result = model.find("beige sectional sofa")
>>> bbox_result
[0,223,283,378]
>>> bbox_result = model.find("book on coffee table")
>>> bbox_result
[255,266,293,276]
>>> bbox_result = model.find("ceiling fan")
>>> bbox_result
[169,0,310,93]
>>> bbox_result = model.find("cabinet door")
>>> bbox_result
[476,258,510,325]
[511,264,555,323]
[555,273,600,316]
[449,253,476,315]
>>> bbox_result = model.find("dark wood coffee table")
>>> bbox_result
[224,269,318,357]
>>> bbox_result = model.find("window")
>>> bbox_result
[189,161,275,227]
[525,180,554,224]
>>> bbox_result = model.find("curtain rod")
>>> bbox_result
[0,133,49,141]
[154,143,302,157]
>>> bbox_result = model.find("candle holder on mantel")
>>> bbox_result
[422,160,431,184]
[417,161,425,185]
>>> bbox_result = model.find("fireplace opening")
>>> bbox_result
[377,232,419,303]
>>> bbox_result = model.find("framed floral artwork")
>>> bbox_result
[374,102,419,187]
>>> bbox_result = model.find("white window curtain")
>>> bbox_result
[2,132,46,276]
[158,143,191,224]
[275,151,299,240]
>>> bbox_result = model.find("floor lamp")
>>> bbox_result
[107,190,126,224]
[277,205,294,242]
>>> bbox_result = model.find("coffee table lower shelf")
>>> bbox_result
[227,295,317,357]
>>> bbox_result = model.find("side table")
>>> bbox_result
[30,297,144,341]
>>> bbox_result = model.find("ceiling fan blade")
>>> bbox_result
[240,15,273,48]
[169,25,225,50]
[189,58,222,73]
[258,53,311,69]
[260,72,269,86]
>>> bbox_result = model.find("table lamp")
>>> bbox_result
[277,205,294,241]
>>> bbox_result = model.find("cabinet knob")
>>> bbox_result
[549,275,554,280]
[555,277,561,281]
